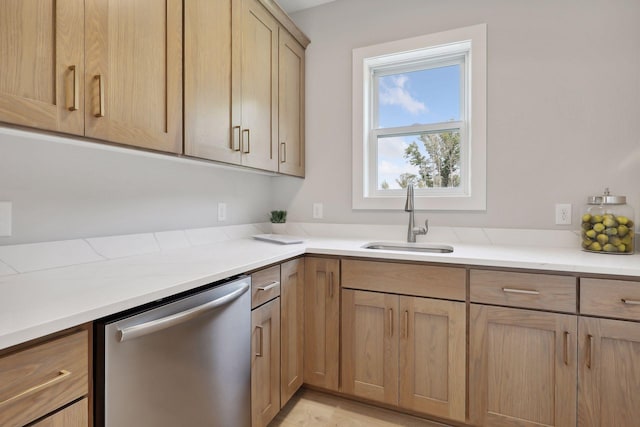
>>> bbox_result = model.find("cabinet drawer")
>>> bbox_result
[0,330,89,427]
[251,265,281,309]
[581,278,640,321]
[342,259,465,301]
[470,270,576,313]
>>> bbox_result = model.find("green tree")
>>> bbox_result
[404,131,460,188]
[381,180,390,190]
[395,173,418,189]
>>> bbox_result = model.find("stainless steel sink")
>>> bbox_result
[363,242,454,254]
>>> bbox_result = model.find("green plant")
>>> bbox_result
[269,210,287,223]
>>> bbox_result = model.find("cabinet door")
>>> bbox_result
[280,258,304,407]
[399,297,466,422]
[304,257,340,390]
[0,0,84,135]
[31,398,88,427]
[184,0,240,164]
[85,0,182,153]
[233,0,278,171]
[342,289,399,405]
[578,317,640,427]
[278,29,305,177]
[251,298,281,427]
[469,304,577,427]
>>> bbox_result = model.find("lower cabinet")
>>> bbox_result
[251,297,281,427]
[469,304,577,427]
[341,289,466,422]
[32,398,88,427]
[303,257,340,390]
[280,258,305,407]
[578,316,640,426]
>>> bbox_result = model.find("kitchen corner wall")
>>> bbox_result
[0,128,274,245]
[275,0,640,230]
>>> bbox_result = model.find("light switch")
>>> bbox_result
[0,202,12,236]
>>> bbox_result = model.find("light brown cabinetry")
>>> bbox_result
[0,0,84,135]
[280,258,305,406]
[341,260,466,422]
[469,304,577,427]
[0,0,182,153]
[304,257,340,390]
[278,29,306,177]
[185,0,308,174]
[0,328,90,427]
[32,398,88,427]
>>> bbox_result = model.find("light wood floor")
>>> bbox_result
[269,388,450,427]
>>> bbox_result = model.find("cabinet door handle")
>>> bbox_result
[403,310,409,338]
[0,370,71,408]
[257,281,279,292]
[232,126,241,151]
[502,287,540,295]
[242,129,250,154]
[68,66,79,111]
[388,308,393,337]
[255,325,264,357]
[563,331,569,365]
[95,74,105,117]
[280,142,287,163]
[329,271,334,298]
[586,334,593,369]
[621,298,640,305]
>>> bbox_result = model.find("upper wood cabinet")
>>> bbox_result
[304,257,340,391]
[0,0,84,135]
[185,0,307,174]
[84,0,182,153]
[278,29,305,177]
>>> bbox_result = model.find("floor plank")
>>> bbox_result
[270,389,450,427]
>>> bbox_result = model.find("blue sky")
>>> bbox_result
[376,65,461,189]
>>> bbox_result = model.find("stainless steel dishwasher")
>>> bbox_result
[95,276,251,427]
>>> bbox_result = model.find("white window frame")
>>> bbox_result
[352,24,487,210]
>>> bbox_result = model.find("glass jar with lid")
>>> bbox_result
[581,188,635,254]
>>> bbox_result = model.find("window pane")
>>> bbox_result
[377,130,461,190]
[377,65,460,129]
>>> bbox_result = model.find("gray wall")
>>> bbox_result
[0,128,274,245]
[276,0,640,229]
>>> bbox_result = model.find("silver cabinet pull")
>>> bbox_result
[117,282,249,342]
[563,331,569,365]
[388,308,393,337]
[502,287,540,295]
[68,66,79,111]
[242,129,250,154]
[404,310,409,338]
[257,281,279,292]
[95,74,105,117]
[329,271,334,298]
[621,298,640,305]
[280,142,286,163]
[255,325,264,357]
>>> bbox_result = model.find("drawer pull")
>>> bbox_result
[257,281,279,292]
[0,370,71,408]
[621,298,640,305]
[502,287,540,295]
[586,334,593,369]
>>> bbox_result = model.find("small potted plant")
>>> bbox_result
[270,210,287,234]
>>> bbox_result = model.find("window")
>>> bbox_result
[352,24,487,210]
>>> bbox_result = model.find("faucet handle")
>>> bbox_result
[424,219,429,235]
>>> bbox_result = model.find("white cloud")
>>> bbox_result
[377,136,408,158]
[379,75,427,115]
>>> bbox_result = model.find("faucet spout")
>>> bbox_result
[405,184,428,242]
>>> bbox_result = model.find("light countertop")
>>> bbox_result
[1,224,639,351]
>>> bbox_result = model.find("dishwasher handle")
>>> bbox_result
[117,281,250,342]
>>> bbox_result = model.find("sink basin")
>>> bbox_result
[363,242,454,254]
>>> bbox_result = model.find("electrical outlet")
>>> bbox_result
[0,202,12,236]
[312,203,323,219]
[217,202,227,222]
[555,203,572,225]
